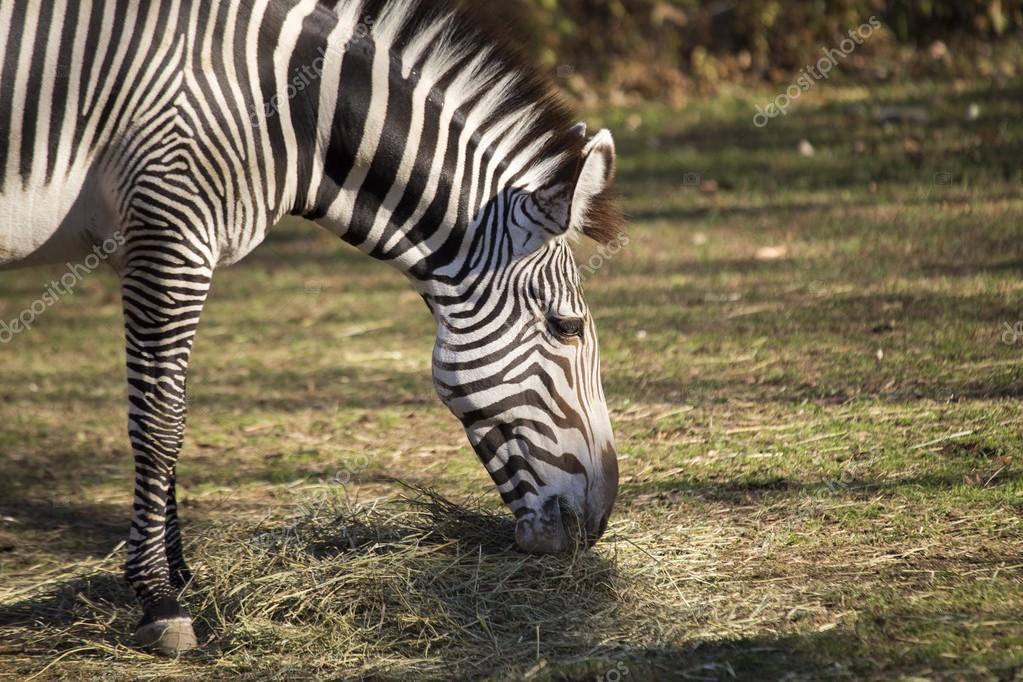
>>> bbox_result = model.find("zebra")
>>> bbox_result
[0,0,623,655]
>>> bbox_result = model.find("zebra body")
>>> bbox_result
[1,0,621,655]
[0,0,296,270]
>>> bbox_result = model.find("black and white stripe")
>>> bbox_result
[0,0,622,654]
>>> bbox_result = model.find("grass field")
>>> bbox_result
[1,77,1022,680]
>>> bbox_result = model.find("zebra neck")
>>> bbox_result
[284,1,574,283]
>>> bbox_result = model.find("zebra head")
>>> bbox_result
[429,128,621,554]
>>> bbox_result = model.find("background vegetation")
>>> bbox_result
[494,0,1022,102]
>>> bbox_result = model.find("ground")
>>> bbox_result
[1,77,1021,681]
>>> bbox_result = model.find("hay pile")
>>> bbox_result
[1,486,690,680]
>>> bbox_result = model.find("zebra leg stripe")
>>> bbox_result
[165,475,192,590]
[121,263,211,655]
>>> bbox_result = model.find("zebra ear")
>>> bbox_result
[568,129,616,234]
[528,130,616,242]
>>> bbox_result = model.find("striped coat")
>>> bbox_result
[0,0,621,655]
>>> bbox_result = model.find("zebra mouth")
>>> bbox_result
[514,495,603,554]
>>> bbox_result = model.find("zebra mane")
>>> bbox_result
[356,0,623,245]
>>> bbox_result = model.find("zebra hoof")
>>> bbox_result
[135,617,198,656]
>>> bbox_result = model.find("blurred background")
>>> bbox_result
[494,0,1021,106]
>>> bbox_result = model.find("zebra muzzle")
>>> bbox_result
[514,495,585,554]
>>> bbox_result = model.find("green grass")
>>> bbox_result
[1,75,1022,680]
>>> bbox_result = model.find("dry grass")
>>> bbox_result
[3,476,1020,680]
[1,486,684,680]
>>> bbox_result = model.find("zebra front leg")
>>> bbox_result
[121,265,212,655]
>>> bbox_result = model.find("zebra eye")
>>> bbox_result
[549,316,585,339]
